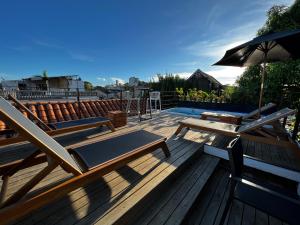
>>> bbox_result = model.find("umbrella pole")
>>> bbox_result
[258,52,267,117]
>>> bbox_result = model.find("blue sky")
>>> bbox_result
[0,0,294,86]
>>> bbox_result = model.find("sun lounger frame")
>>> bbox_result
[219,137,300,225]
[0,98,170,224]
[175,108,298,150]
[0,95,115,147]
[200,102,276,124]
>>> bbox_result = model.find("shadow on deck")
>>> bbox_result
[0,113,298,225]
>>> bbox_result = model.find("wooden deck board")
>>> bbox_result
[16,135,197,225]
[0,113,297,225]
[205,133,300,172]
[143,156,219,225]
[0,113,212,225]
[183,167,291,225]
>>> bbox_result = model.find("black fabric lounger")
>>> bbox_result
[0,97,171,223]
[220,137,300,225]
[50,117,110,129]
[72,130,168,170]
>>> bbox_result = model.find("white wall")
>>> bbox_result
[68,80,84,91]
[1,80,19,90]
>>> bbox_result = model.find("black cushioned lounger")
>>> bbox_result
[51,117,110,129]
[0,97,170,224]
[73,130,169,171]
[0,97,116,146]
[220,137,300,225]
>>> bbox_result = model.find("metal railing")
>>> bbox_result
[0,90,99,100]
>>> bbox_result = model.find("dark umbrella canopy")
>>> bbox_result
[214,29,300,67]
[213,29,300,116]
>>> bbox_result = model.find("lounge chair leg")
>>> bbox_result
[161,141,170,157]
[0,176,9,204]
[1,162,58,208]
[219,178,236,225]
[175,124,185,135]
[106,121,116,132]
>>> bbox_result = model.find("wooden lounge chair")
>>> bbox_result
[201,102,276,124]
[0,97,170,224]
[0,95,115,146]
[175,108,298,149]
[219,137,300,225]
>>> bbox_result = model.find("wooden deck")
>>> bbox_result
[0,113,214,225]
[0,113,298,225]
[181,166,290,225]
[206,134,300,172]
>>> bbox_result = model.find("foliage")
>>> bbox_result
[84,81,93,91]
[184,88,213,102]
[257,1,300,35]
[42,70,48,78]
[231,0,300,109]
[230,65,262,105]
[150,73,187,92]
[227,0,300,139]
[206,90,217,102]
[175,87,185,100]
[222,85,237,102]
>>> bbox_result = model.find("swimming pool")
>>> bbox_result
[164,107,247,117]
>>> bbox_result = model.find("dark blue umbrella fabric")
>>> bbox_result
[214,29,300,116]
[214,29,300,67]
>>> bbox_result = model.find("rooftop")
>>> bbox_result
[0,112,299,225]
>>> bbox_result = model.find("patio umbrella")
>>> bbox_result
[214,29,300,116]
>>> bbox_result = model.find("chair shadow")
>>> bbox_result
[21,159,163,224]
[79,160,163,224]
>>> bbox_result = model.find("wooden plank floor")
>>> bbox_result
[0,113,297,225]
[182,167,290,225]
[0,113,214,225]
[206,134,300,172]
[133,154,220,225]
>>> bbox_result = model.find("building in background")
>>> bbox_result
[1,75,84,91]
[187,69,223,94]
[0,80,20,90]
[129,76,140,87]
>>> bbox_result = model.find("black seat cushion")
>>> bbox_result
[234,179,300,225]
[72,130,165,170]
[50,117,109,129]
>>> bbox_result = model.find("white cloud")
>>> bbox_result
[173,61,199,67]
[175,72,191,79]
[97,77,106,82]
[0,72,18,80]
[148,68,243,85]
[34,39,62,49]
[148,72,191,83]
[185,39,248,59]
[111,77,125,84]
[183,22,258,60]
[205,67,245,85]
[69,52,95,62]
[205,4,224,30]
[10,46,31,52]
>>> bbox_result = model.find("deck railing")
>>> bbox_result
[0,90,99,100]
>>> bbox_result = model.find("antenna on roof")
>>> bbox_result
[76,75,82,119]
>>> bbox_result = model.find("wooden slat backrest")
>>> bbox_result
[238,108,295,133]
[0,97,82,175]
[242,102,276,119]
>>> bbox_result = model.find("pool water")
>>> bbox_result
[164,107,246,118]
